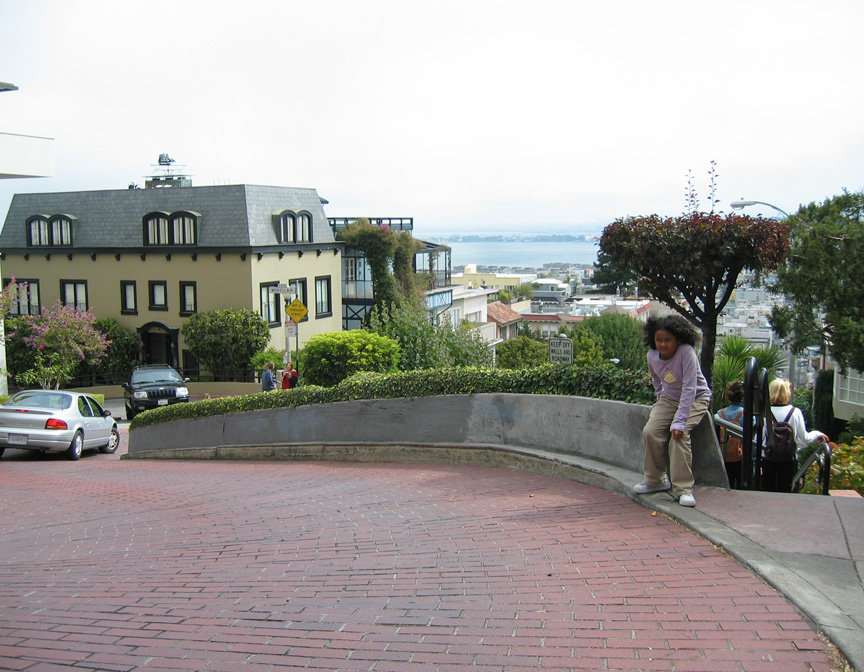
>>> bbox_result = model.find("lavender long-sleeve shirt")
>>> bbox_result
[647,343,712,432]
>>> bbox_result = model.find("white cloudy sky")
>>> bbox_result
[2,0,863,234]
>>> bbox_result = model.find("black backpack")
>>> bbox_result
[766,407,796,463]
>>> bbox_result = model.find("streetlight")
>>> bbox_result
[732,199,799,384]
[730,199,790,218]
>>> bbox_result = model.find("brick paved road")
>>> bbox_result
[0,441,835,671]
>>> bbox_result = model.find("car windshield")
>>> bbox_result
[133,370,181,384]
[3,391,72,410]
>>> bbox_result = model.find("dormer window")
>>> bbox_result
[27,215,73,247]
[144,211,199,246]
[276,210,312,243]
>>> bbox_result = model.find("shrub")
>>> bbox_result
[838,414,864,445]
[799,438,864,496]
[302,331,401,387]
[129,363,655,429]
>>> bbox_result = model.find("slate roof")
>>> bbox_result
[0,184,338,252]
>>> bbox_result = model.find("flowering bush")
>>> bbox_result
[800,438,864,496]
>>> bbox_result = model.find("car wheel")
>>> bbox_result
[0,447,5,459]
[67,431,83,461]
[99,427,120,454]
[126,404,137,420]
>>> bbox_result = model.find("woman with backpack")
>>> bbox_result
[762,378,829,493]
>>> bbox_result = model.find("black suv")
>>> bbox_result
[122,364,191,419]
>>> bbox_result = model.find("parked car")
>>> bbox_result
[0,390,120,460]
[122,364,191,419]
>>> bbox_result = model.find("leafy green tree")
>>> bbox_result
[182,308,270,374]
[74,318,140,382]
[600,212,789,383]
[771,189,864,373]
[496,336,548,369]
[366,302,491,370]
[302,330,400,387]
[437,318,494,368]
[590,250,637,296]
[514,284,534,301]
[562,322,606,367]
[581,313,646,371]
[9,301,109,389]
[497,289,513,303]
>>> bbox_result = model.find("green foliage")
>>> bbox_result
[8,302,109,389]
[344,220,398,310]
[799,438,864,496]
[182,308,270,372]
[792,387,813,428]
[3,316,37,379]
[771,189,864,373]
[838,415,864,445]
[496,336,549,369]
[712,335,783,408]
[75,318,140,379]
[302,330,401,387]
[366,302,492,370]
[129,363,656,429]
[600,210,789,384]
[514,284,534,300]
[437,319,494,368]
[498,289,513,303]
[561,322,605,367]
[591,250,637,295]
[250,347,286,373]
[580,313,646,371]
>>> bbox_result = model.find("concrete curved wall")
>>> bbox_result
[126,393,729,490]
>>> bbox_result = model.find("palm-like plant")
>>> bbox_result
[712,335,783,409]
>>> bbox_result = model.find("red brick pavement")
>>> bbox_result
[0,435,836,671]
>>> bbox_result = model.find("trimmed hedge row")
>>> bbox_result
[129,364,655,429]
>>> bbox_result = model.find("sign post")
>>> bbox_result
[285,298,308,379]
[270,285,299,372]
[548,335,574,365]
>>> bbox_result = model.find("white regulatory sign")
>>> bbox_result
[548,336,574,365]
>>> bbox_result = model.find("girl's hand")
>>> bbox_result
[671,429,684,441]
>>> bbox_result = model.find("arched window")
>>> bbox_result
[275,211,313,244]
[144,211,198,246]
[27,215,73,246]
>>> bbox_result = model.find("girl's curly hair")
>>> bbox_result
[642,315,701,349]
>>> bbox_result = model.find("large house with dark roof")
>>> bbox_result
[0,182,343,371]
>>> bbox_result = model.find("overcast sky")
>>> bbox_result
[2,0,863,234]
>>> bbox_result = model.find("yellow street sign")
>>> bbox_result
[286,298,308,322]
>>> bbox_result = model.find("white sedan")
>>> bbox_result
[0,390,120,461]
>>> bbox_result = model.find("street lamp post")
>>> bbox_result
[730,200,790,218]
[731,198,799,384]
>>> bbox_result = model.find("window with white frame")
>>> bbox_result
[260,282,280,325]
[60,280,87,310]
[149,281,168,310]
[144,212,197,246]
[315,276,332,317]
[289,278,308,321]
[838,369,864,405]
[180,282,197,316]
[27,216,72,247]
[3,278,39,315]
[121,281,137,314]
[277,211,313,243]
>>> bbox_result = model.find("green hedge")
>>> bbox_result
[129,364,655,429]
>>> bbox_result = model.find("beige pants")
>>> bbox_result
[642,394,711,497]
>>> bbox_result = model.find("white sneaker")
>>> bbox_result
[633,479,671,494]
[678,493,696,507]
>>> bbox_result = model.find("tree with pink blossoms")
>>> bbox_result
[9,301,109,390]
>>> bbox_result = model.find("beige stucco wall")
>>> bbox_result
[1,248,343,354]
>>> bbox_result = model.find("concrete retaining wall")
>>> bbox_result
[126,393,729,488]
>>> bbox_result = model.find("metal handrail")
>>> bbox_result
[792,442,833,496]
